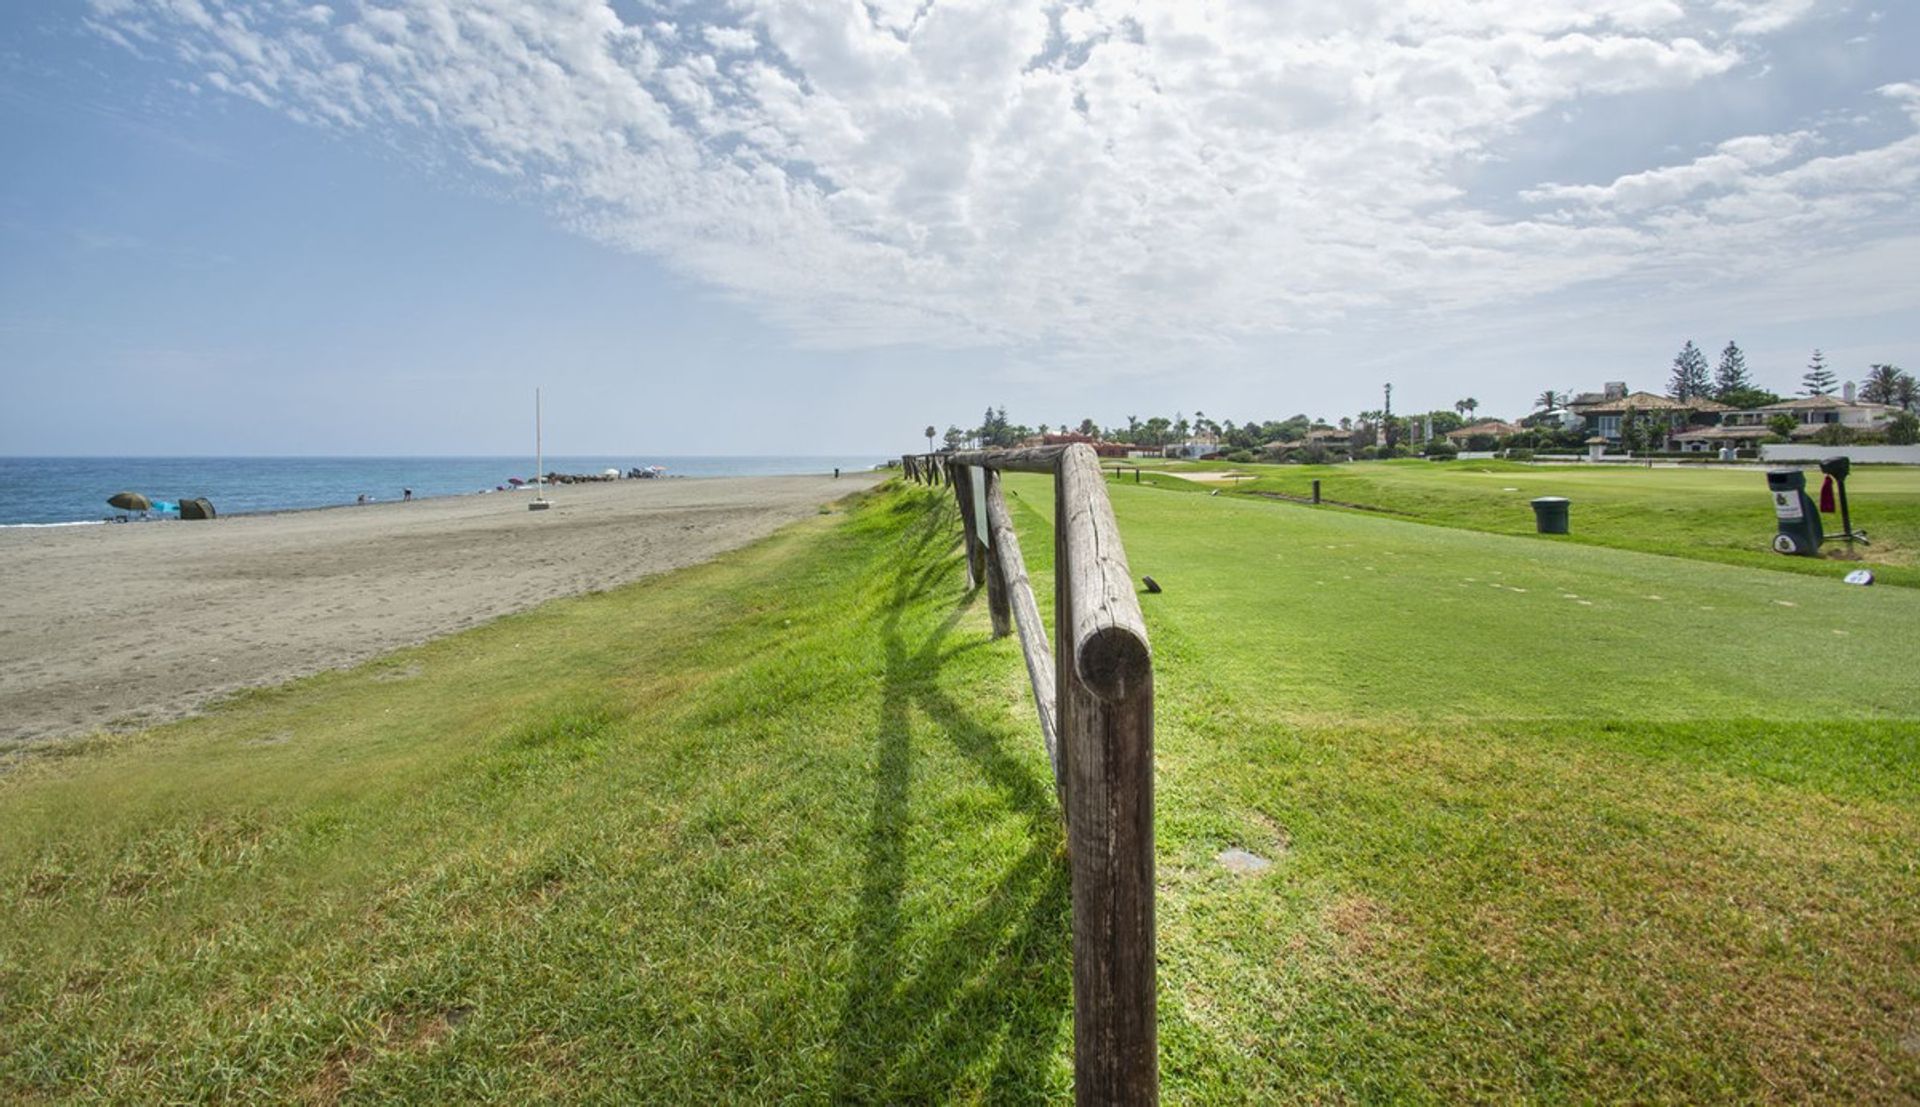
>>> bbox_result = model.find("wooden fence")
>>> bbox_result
[901,444,1157,1105]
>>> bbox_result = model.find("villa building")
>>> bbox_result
[1445,420,1523,447]
[1163,431,1223,459]
[1567,389,1728,447]
[1671,390,1902,452]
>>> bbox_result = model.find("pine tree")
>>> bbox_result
[1669,341,1711,400]
[1713,341,1751,399]
[1801,349,1837,396]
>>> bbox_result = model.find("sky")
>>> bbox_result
[1,0,1916,456]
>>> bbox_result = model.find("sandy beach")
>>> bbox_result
[0,474,878,747]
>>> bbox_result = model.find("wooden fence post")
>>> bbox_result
[951,463,981,590]
[1056,445,1157,1106]
[983,471,1013,638]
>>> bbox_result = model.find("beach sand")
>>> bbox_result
[0,474,879,748]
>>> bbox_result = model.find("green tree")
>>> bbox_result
[1669,340,1711,400]
[1077,418,1098,437]
[972,406,1021,448]
[1535,389,1565,410]
[943,425,966,450]
[1801,349,1837,396]
[923,425,936,452]
[1860,363,1908,405]
[1887,411,1920,445]
[1620,406,1646,453]
[1274,414,1312,440]
[1454,397,1479,418]
[1767,414,1796,440]
[1716,386,1782,411]
[1895,374,1918,412]
[1713,340,1752,399]
[1813,422,1854,446]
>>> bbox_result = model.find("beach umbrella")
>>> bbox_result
[107,491,152,512]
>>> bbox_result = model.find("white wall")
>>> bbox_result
[1761,444,1920,464]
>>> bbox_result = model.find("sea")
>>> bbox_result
[0,456,890,526]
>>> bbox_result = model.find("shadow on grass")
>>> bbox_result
[831,495,1072,1104]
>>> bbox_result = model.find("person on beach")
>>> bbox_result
[403,488,413,501]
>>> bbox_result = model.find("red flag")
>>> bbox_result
[1819,475,1837,513]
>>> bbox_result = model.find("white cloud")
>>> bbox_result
[85,0,1910,357]
[1522,130,1814,210]
[1712,0,1825,35]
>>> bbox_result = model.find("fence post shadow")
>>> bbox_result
[830,485,1073,1103]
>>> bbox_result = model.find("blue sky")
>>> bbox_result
[2,1,1915,456]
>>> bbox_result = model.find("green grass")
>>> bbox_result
[1158,457,1920,587]
[4,479,1917,1102]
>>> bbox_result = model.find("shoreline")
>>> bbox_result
[0,472,882,750]
[0,459,890,528]
[0,473,793,528]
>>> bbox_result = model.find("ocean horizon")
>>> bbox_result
[0,455,890,526]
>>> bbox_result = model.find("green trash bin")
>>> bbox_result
[1530,496,1570,534]
[1765,468,1822,556]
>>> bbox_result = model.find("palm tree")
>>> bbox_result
[1860,364,1906,405]
[1535,389,1564,410]
[923,425,936,453]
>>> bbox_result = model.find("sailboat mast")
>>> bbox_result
[528,386,551,510]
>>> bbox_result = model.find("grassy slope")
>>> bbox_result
[1173,458,1920,588]
[3,489,1075,1103]
[5,480,1918,1102]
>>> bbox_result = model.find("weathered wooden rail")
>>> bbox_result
[901,444,1157,1105]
